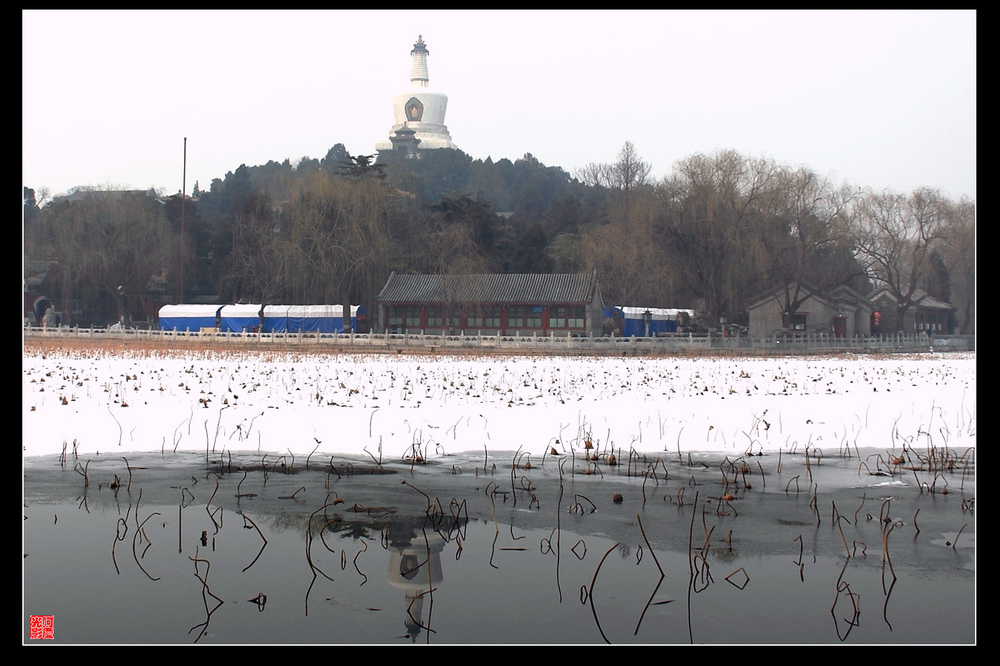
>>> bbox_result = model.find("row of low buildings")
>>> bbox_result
[373,272,956,338]
[745,283,954,338]
[29,267,958,337]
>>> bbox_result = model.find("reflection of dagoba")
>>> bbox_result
[375,35,457,156]
[385,520,448,642]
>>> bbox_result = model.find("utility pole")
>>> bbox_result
[180,137,186,303]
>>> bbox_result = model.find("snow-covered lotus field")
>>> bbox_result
[22,349,976,461]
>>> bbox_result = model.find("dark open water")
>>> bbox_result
[23,447,975,644]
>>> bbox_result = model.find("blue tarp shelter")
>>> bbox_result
[219,304,262,333]
[158,304,223,331]
[219,304,368,333]
[607,306,695,336]
[262,305,364,333]
[159,304,368,334]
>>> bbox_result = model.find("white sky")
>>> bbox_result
[23,10,976,202]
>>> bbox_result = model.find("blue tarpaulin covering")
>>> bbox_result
[218,304,262,333]
[160,304,367,333]
[219,304,367,333]
[605,306,695,336]
[262,305,365,333]
[158,304,223,331]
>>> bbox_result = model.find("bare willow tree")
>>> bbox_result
[941,197,976,333]
[758,168,863,320]
[25,188,173,325]
[852,187,952,332]
[659,150,782,323]
[329,177,401,328]
[222,192,289,326]
[574,142,665,308]
[579,185,671,307]
[219,169,406,332]
[281,172,345,304]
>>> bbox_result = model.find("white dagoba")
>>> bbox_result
[376,35,457,153]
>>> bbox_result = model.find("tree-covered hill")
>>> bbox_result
[24,143,974,335]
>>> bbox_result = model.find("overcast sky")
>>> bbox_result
[23,10,976,203]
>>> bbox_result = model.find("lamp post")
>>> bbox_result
[642,309,652,338]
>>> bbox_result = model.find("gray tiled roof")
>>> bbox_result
[868,286,953,310]
[914,293,954,310]
[378,272,599,305]
[748,281,874,310]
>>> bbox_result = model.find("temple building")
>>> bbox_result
[376,272,605,337]
[375,35,457,155]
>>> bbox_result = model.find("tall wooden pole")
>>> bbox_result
[180,137,187,303]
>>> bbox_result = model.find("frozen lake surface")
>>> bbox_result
[23,346,975,644]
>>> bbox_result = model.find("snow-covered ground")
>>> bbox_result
[22,350,976,461]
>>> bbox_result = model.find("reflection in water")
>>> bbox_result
[23,449,975,644]
[384,518,451,641]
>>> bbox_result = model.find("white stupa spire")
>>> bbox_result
[410,35,429,88]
